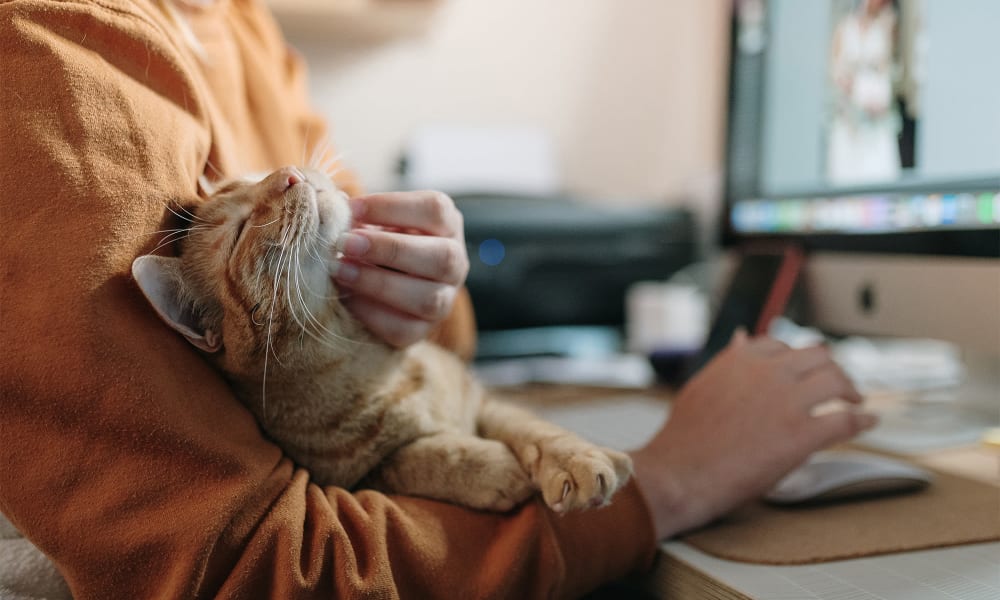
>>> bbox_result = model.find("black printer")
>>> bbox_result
[455,193,696,346]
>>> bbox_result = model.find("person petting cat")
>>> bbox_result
[131,166,634,513]
[0,1,877,599]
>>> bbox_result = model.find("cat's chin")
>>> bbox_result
[316,217,340,246]
[317,195,350,241]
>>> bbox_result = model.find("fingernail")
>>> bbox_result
[336,233,370,257]
[335,263,359,282]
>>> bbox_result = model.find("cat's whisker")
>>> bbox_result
[253,244,278,291]
[281,243,349,350]
[297,232,341,300]
[173,201,209,225]
[288,245,354,349]
[318,158,341,179]
[160,205,196,226]
[204,157,224,180]
[283,246,317,348]
[310,147,342,178]
[305,242,323,264]
[295,301,356,349]
[139,226,213,256]
[288,257,360,345]
[129,225,207,242]
[158,196,211,225]
[318,151,340,169]
[302,122,312,167]
[147,229,195,255]
[268,246,292,371]
[308,141,337,173]
[320,140,336,165]
[249,216,281,229]
[295,259,336,301]
[261,224,294,418]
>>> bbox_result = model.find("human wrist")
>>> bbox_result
[628,447,702,540]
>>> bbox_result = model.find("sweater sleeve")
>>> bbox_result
[0,2,656,599]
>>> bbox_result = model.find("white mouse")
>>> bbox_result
[765,451,933,505]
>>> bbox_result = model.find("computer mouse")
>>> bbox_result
[764,451,933,505]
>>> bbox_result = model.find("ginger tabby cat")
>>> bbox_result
[132,166,631,512]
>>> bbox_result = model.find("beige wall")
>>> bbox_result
[280,0,730,214]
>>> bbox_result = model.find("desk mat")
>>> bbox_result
[680,467,1000,565]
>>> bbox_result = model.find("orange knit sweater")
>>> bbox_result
[0,0,656,597]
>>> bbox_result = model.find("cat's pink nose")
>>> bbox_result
[282,167,305,187]
[268,166,306,193]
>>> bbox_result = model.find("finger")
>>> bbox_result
[351,191,464,238]
[744,335,791,357]
[337,230,468,286]
[335,261,457,323]
[341,296,432,349]
[790,363,863,407]
[779,345,835,378]
[804,409,879,450]
[730,327,749,347]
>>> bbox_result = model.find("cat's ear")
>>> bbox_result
[131,255,222,353]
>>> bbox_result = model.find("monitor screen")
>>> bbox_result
[724,0,1000,254]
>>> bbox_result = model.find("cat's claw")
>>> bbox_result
[550,480,573,513]
[529,437,633,514]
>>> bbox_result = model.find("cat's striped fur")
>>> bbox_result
[132,166,632,512]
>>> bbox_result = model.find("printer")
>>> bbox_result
[455,193,696,356]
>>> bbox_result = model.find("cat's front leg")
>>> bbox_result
[477,399,633,514]
[366,432,534,512]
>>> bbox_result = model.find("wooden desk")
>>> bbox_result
[501,385,1000,600]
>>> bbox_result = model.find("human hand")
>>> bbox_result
[629,331,877,539]
[333,190,469,348]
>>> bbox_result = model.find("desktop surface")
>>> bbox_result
[659,538,1000,600]
[501,383,1000,600]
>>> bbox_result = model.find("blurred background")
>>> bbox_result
[274,0,728,207]
[267,1,999,415]
[270,0,730,378]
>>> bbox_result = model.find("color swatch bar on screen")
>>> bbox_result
[732,191,1000,234]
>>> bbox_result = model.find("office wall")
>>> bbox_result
[284,0,729,211]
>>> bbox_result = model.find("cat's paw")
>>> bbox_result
[373,435,535,513]
[460,450,535,512]
[524,436,633,514]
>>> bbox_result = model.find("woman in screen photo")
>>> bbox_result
[827,0,904,184]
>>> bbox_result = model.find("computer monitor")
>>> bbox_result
[723,0,999,349]
[721,0,999,444]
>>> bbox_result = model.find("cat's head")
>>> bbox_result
[132,166,353,373]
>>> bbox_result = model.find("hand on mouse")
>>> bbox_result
[628,330,878,539]
[333,190,469,348]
